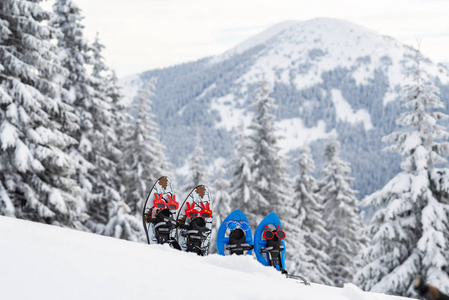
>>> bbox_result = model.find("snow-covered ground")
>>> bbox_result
[0,216,412,300]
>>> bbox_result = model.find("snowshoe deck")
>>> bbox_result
[142,176,178,247]
[254,212,286,271]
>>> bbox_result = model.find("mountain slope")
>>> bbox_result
[0,216,409,300]
[121,18,449,198]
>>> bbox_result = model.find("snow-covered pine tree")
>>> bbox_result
[105,70,122,110]
[50,0,123,235]
[319,133,367,287]
[88,34,145,241]
[88,33,124,190]
[229,122,254,213]
[121,80,170,217]
[287,146,333,285]
[209,160,232,253]
[0,0,83,227]
[247,78,293,227]
[182,136,209,194]
[103,198,144,242]
[0,8,15,218]
[90,33,108,79]
[354,49,449,297]
[103,68,128,197]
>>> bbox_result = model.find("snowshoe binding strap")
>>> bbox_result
[189,217,211,233]
[259,234,285,270]
[153,209,177,244]
[225,228,253,255]
[182,217,211,256]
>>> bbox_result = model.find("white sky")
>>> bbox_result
[45,0,449,77]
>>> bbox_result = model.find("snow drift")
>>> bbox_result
[0,216,411,300]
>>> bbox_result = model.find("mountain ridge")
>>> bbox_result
[120,18,449,198]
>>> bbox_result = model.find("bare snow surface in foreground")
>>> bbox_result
[0,216,410,300]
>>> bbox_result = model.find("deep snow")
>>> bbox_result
[0,216,412,300]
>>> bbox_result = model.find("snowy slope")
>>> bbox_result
[213,20,299,63]
[226,18,449,95]
[0,216,412,300]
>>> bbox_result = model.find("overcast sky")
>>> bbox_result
[50,0,449,77]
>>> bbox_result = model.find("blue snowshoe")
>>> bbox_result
[216,210,253,256]
[254,212,286,272]
[254,212,310,285]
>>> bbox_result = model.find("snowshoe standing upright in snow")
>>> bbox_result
[254,212,286,272]
[216,210,253,256]
[142,176,180,249]
[176,185,213,256]
[254,212,310,285]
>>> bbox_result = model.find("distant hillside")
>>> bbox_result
[120,18,449,198]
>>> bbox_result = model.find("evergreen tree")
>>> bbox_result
[319,133,367,287]
[103,198,144,242]
[105,70,122,110]
[354,50,449,297]
[0,0,83,227]
[210,160,232,253]
[287,146,332,285]
[89,33,124,193]
[89,34,145,240]
[51,0,123,234]
[229,122,254,213]
[90,33,108,79]
[121,80,170,217]
[182,136,209,193]
[105,68,129,202]
[247,78,293,227]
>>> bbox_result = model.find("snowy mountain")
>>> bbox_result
[120,18,449,198]
[0,215,411,300]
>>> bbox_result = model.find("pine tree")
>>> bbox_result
[121,80,170,217]
[89,33,124,193]
[90,33,108,79]
[287,146,332,285]
[103,198,144,242]
[229,122,254,213]
[319,133,367,287]
[105,68,129,202]
[354,49,449,297]
[182,136,209,194]
[105,70,122,110]
[209,160,232,253]
[246,78,293,227]
[0,0,83,227]
[50,0,123,234]
[88,34,145,241]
